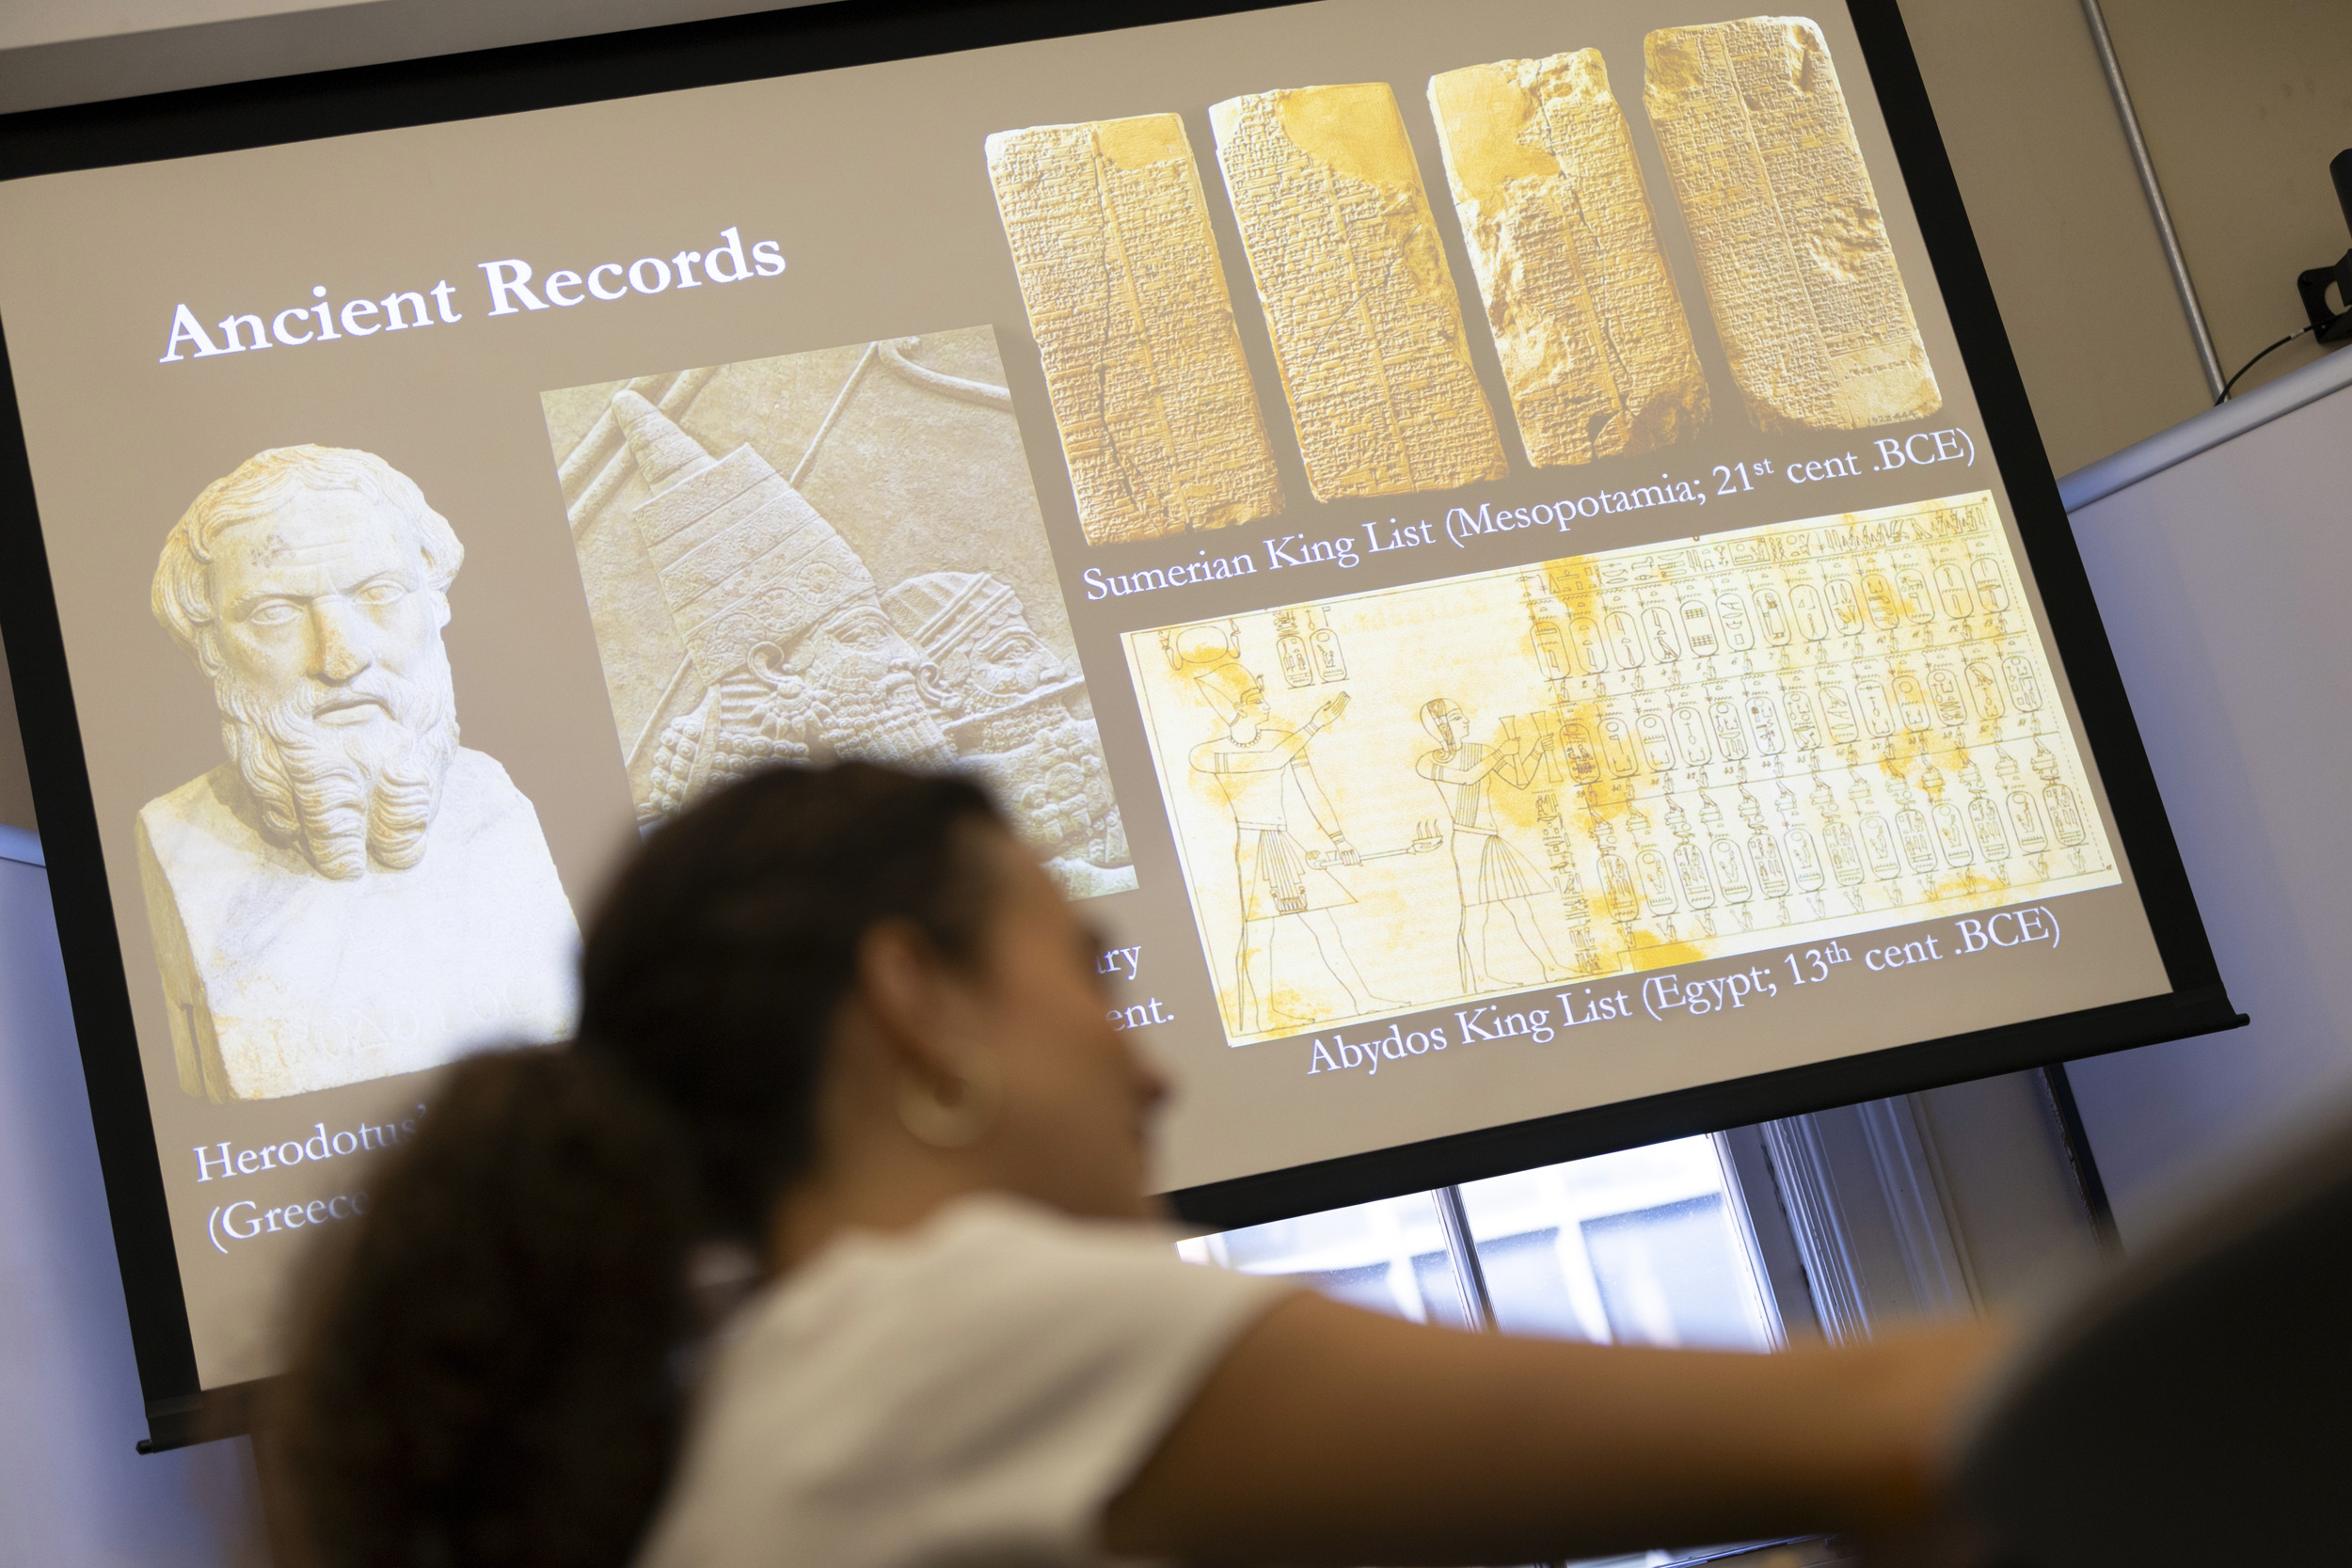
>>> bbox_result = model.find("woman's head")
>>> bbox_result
[578,762,1163,1237]
[285,763,1165,1567]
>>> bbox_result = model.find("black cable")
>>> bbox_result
[2216,323,2318,404]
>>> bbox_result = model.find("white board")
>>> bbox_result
[2062,348,2352,1239]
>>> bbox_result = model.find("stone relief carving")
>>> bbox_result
[544,327,1136,898]
[136,446,580,1102]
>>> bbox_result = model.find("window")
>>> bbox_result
[1178,1192,1475,1327]
[1176,1134,1802,1568]
[1459,1138,1778,1350]
[1179,1134,1776,1350]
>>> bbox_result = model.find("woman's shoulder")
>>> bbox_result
[637,1196,1293,1568]
[738,1193,1279,1358]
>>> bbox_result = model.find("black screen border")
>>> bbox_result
[0,0,2238,1449]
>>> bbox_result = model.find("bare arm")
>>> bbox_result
[1294,692,1348,748]
[1104,1291,1999,1566]
[1287,756,1349,851]
[1492,722,1546,790]
[1286,698,1357,853]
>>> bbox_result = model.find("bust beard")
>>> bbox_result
[210,638,461,880]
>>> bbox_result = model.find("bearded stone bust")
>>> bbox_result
[135,446,579,1102]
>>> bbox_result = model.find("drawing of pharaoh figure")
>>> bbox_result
[612,390,1134,895]
[137,446,579,1102]
[1184,651,1398,1034]
[1415,697,1574,991]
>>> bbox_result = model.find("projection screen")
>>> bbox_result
[0,0,2238,1442]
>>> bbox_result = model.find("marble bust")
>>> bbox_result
[135,445,579,1102]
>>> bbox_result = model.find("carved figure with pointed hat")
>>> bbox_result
[610,390,956,819]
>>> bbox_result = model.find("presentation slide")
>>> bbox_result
[0,0,2173,1387]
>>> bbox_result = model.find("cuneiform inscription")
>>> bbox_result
[1644,17,1941,433]
[986,115,1283,546]
[1210,83,1509,501]
[1429,51,1708,467]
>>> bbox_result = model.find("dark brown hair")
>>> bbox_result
[282,764,1007,1568]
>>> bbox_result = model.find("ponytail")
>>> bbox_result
[283,1049,694,1568]
[281,765,1007,1567]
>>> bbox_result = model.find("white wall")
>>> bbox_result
[2060,354,2352,1242]
[0,847,267,1567]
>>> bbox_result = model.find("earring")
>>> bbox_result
[897,1053,1003,1149]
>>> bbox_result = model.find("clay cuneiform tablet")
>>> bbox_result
[1209,83,1509,500]
[1643,17,1940,432]
[986,115,1282,546]
[1429,52,1708,466]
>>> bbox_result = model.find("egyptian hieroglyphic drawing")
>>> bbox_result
[544,328,1137,898]
[1210,83,1510,501]
[1123,490,2116,1047]
[1428,51,1709,466]
[137,446,578,1101]
[986,116,1284,546]
[1644,17,1941,433]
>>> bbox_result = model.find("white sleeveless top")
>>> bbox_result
[634,1195,1293,1568]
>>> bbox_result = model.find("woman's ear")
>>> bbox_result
[852,920,971,1080]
